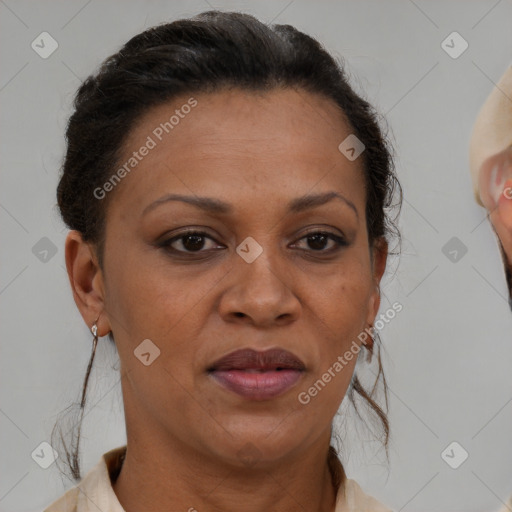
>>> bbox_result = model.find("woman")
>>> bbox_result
[469,64,512,310]
[44,10,402,512]
[469,63,512,511]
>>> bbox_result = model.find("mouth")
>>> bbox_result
[207,348,306,401]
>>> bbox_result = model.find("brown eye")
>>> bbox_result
[179,234,207,251]
[305,233,330,251]
[292,231,347,253]
[159,231,222,254]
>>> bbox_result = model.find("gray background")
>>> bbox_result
[1,1,512,511]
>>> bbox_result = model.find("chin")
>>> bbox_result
[201,421,309,468]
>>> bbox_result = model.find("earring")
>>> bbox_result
[364,325,374,363]
[80,317,100,408]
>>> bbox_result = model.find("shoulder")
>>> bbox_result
[335,478,393,512]
[43,445,127,512]
[43,486,79,512]
[496,494,512,512]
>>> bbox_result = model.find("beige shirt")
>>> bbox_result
[43,445,392,512]
[497,495,512,512]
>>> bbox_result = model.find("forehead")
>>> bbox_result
[108,88,367,217]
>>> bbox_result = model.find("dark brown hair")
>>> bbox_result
[52,10,402,490]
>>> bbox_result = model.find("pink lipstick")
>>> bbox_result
[208,348,305,401]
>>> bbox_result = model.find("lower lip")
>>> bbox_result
[210,369,303,400]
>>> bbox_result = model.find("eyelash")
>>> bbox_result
[158,229,348,257]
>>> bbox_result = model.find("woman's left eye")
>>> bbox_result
[292,231,347,253]
[158,230,347,255]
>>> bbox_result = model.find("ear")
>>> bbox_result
[64,230,111,336]
[366,237,388,326]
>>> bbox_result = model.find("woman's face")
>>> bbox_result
[82,88,387,467]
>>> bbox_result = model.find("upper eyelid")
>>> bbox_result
[168,228,343,240]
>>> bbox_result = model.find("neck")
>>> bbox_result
[112,429,340,512]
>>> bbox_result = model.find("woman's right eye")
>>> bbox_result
[159,231,222,254]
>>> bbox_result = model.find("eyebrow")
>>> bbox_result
[142,191,359,219]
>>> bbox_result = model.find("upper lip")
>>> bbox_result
[208,348,306,372]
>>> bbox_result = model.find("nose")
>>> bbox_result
[218,244,301,328]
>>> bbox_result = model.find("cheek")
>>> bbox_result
[103,247,189,331]
[105,261,202,414]
[301,266,372,405]
[103,252,218,373]
[296,352,358,424]
[311,262,372,332]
